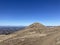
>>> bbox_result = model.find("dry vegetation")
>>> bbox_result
[0,22,60,45]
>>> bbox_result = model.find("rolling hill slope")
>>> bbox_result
[0,22,60,45]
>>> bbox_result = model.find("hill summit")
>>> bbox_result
[24,22,47,33]
[28,22,45,28]
[26,22,46,30]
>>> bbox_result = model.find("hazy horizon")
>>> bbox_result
[0,0,60,26]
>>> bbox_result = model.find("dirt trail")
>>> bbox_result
[41,31,60,45]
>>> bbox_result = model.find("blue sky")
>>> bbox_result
[0,0,60,26]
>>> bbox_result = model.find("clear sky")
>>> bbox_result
[0,0,60,26]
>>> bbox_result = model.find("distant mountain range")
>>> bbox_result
[0,26,26,35]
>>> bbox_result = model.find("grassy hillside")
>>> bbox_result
[0,22,60,45]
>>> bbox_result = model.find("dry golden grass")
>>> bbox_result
[0,22,60,45]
